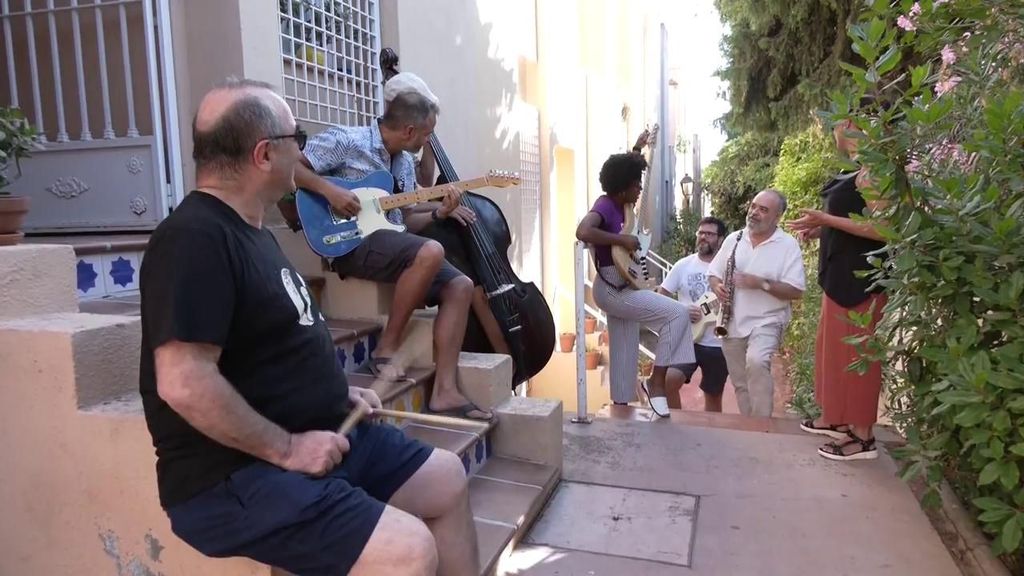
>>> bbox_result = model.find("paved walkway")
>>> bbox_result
[502,410,960,576]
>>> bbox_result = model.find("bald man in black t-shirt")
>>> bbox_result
[139,78,479,576]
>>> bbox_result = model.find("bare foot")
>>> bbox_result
[429,387,493,421]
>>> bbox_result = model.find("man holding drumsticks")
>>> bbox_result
[138,78,479,576]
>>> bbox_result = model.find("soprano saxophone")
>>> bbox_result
[714,230,744,338]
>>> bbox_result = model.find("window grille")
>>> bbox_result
[278,0,381,127]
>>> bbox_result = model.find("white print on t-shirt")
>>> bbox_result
[662,254,721,347]
[281,268,316,326]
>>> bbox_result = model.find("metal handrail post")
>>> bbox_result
[572,241,592,423]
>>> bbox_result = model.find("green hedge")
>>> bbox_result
[835,0,1024,561]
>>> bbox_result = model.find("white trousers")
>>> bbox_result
[592,266,695,403]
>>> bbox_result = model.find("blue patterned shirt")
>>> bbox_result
[303,120,416,225]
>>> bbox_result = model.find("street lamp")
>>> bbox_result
[679,174,693,212]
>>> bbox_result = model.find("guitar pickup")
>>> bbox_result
[322,230,361,245]
[700,303,711,315]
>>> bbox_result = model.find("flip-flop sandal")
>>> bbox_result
[800,419,850,440]
[428,402,495,422]
[817,431,878,461]
[365,356,406,381]
[640,379,670,418]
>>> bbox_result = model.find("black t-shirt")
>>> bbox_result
[818,171,887,308]
[138,191,349,508]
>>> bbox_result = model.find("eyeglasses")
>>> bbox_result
[696,231,719,237]
[265,126,307,151]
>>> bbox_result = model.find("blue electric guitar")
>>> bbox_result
[295,169,520,258]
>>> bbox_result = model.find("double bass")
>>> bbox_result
[380,49,555,386]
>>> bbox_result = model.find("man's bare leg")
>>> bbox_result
[349,506,439,576]
[389,450,479,576]
[376,241,444,363]
[471,286,510,355]
[430,275,490,417]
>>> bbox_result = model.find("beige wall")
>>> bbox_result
[169,0,283,193]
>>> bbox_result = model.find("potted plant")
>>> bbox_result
[558,332,575,353]
[585,344,601,370]
[584,314,597,334]
[0,106,39,246]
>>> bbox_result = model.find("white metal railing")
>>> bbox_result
[646,248,671,275]
[279,0,381,127]
[1,0,157,143]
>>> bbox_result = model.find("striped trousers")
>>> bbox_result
[593,266,696,403]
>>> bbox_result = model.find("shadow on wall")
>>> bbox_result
[393,0,528,270]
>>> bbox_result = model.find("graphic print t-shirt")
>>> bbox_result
[139,191,349,508]
[661,254,720,347]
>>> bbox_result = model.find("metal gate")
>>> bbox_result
[0,0,179,232]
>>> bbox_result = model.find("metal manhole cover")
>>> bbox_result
[525,481,698,567]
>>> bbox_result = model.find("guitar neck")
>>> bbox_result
[377,177,492,211]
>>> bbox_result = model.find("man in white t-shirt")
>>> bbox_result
[709,189,806,417]
[658,216,730,412]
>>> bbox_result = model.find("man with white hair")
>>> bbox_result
[384,72,440,187]
[708,189,806,417]
[295,73,494,421]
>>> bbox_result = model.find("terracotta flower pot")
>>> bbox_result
[598,330,609,346]
[0,195,30,246]
[585,350,601,370]
[559,332,575,353]
[584,316,597,334]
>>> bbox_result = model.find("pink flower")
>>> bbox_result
[897,15,917,31]
[934,75,962,96]
[910,2,922,16]
[941,45,957,65]
[906,158,923,174]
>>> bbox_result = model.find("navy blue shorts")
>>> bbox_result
[672,343,729,396]
[166,422,433,576]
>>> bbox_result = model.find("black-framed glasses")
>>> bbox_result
[266,126,307,151]
[696,230,719,237]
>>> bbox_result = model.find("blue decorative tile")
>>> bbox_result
[475,439,484,464]
[353,338,366,366]
[109,256,135,287]
[102,252,140,294]
[461,453,470,475]
[77,258,100,296]
[335,347,347,369]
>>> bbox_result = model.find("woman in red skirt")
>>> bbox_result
[788,118,887,461]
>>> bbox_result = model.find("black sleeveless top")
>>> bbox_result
[818,171,886,308]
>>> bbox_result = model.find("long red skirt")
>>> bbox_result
[814,292,887,427]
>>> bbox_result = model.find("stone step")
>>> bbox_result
[471,457,560,576]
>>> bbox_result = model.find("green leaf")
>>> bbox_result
[979,460,1002,485]
[974,496,1009,511]
[876,45,902,75]
[993,411,1012,432]
[911,64,930,88]
[1000,462,1021,491]
[954,404,988,427]
[1008,397,1024,413]
[979,508,1015,523]
[1002,515,1022,552]
[1010,443,1024,457]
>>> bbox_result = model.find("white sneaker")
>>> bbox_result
[640,379,671,418]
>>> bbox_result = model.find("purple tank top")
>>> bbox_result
[590,195,624,267]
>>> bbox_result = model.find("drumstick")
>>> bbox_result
[337,341,417,435]
[374,408,491,432]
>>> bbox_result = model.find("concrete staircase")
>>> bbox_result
[0,241,563,576]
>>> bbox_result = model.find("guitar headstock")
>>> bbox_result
[485,170,521,188]
[646,123,660,148]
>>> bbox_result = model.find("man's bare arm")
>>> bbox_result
[294,160,361,218]
[155,340,348,475]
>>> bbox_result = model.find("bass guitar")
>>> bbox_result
[294,169,519,259]
[611,124,659,289]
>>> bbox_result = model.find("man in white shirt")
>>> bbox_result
[659,216,730,412]
[709,189,806,417]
